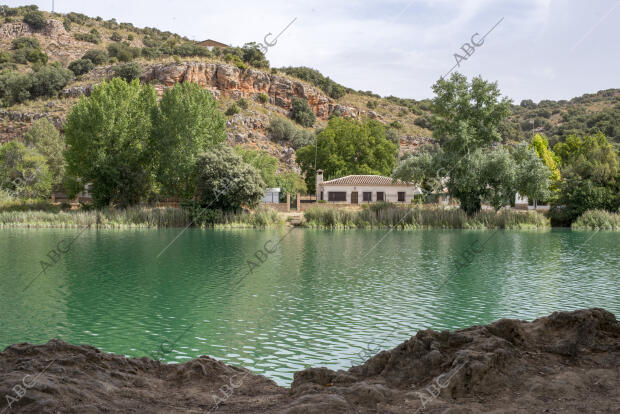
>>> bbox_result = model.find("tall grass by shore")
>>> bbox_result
[303,204,550,229]
[0,205,283,228]
[572,209,620,230]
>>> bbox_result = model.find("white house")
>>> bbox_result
[315,170,421,204]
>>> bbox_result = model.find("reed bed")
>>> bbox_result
[0,206,283,228]
[572,209,620,230]
[303,204,550,229]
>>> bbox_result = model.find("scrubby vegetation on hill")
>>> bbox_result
[501,89,620,147]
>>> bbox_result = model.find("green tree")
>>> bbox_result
[23,10,46,30]
[512,143,551,205]
[24,118,65,190]
[296,117,398,190]
[275,171,307,201]
[530,134,561,185]
[151,82,227,198]
[552,133,620,222]
[392,145,443,193]
[291,97,316,127]
[82,49,109,65]
[432,73,511,158]
[430,73,512,214]
[241,43,269,68]
[0,140,51,198]
[64,78,158,207]
[68,59,95,76]
[194,146,265,211]
[234,147,278,187]
[113,62,140,81]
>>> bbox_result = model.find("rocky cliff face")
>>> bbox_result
[0,19,87,65]
[83,62,345,120]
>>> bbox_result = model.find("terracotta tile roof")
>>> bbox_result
[320,175,410,186]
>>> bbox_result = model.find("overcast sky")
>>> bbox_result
[6,0,619,103]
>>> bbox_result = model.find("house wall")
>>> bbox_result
[318,185,418,204]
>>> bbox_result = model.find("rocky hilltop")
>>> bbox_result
[1,308,618,413]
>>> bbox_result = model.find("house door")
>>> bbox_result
[351,191,358,204]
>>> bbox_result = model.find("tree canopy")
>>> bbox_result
[296,117,398,190]
[0,140,51,198]
[152,82,226,198]
[23,118,65,191]
[194,146,265,211]
[64,78,157,207]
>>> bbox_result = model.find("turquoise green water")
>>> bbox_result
[0,228,618,385]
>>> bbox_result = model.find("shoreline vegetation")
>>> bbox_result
[1,200,618,230]
[303,204,550,229]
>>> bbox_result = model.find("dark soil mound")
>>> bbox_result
[1,308,618,413]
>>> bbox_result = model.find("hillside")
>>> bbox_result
[1,4,619,173]
[0,5,436,172]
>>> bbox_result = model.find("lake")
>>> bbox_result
[0,228,618,385]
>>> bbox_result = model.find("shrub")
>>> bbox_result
[68,59,94,75]
[23,10,46,30]
[62,17,71,31]
[237,98,248,109]
[280,66,347,99]
[112,62,141,82]
[389,120,403,129]
[268,117,297,141]
[267,117,315,149]
[74,32,100,44]
[110,32,122,42]
[29,65,74,98]
[0,52,10,64]
[367,100,378,109]
[194,146,266,211]
[107,42,140,62]
[11,37,40,50]
[572,209,620,230]
[82,49,109,65]
[0,70,32,106]
[414,114,432,129]
[26,49,48,65]
[66,12,89,24]
[12,48,47,66]
[127,34,134,41]
[225,103,240,116]
[291,97,316,127]
[385,128,399,144]
[141,47,162,59]
[257,93,268,103]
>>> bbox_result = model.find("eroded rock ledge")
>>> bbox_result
[1,308,618,413]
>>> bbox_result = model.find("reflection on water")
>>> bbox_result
[1,228,618,385]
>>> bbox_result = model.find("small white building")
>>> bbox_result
[261,188,281,203]
[316,170,420,204]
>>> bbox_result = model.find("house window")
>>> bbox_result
[328,192,347,202]
[376,192,384,201]
[363,192,372,202]
[397,192,405,202]
[320,191,324,201]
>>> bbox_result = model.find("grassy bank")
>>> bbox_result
[572,209,620,230]
[303,204,550,229]
[0,205,283,228]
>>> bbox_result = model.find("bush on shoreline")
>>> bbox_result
[572,209,620,230]
[303,204,550,229]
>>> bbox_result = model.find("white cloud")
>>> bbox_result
[4,0,618,101]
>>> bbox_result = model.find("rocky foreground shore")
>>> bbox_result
[1,308,618,413]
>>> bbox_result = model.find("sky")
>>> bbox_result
[6,0,620,103]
